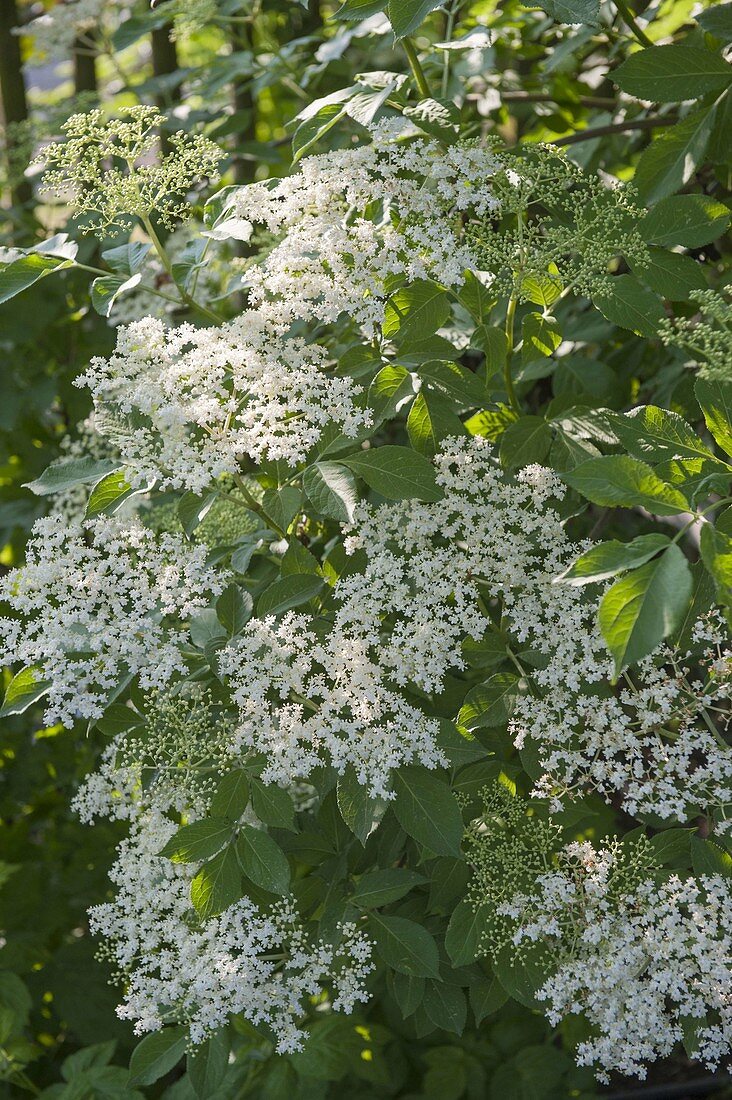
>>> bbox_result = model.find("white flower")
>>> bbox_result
[77,313,370,493]
[0,514,224,725]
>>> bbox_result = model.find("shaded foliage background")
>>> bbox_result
[0,0,731,1096]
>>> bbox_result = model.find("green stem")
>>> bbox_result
[503,296,520,413]
[402,37,432,99]
[614,0,653,47]
[233,475,288,539]
[140,212,223,325]
[553,116,676,147]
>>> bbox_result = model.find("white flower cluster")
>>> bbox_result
[90,809,372,1050]
[76,313,370,493]
[218,611,445,798]
[340,435,732,822]
[235,124,500,337]
[499,840,732,1082]
[77,129,502,491]
[0,514,224,725]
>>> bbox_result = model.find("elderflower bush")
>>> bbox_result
[2,1,732,1092]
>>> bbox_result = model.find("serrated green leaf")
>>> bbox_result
[216,583,253,637]
[392,767,462,856]
[85,469,135,518]
[640,195,731,248]
[250,777,296,830]
[407,391,466,456]
[236,826,290,894]
[351,868,425,908]
[382,281,451,343]
[210,771,250,821]
[128,1028,187,1087]
[342,446,443,501]
[634,106,717,205]
[0,666,51,718]
[256,573,325,617]
[369,913,440,977]
[24,457,120,497]
[303,462,359,523]
[598,544,692,676]
[159,819,232,863]
[499,416,553,471]
[386,0,442,37]
[190,844,242,919]
[613,45,732,101]
[445,900,490,966]
[563,455,689,515]
[696,377,732,458]
[555,534,670,585]
[591,274,665,337]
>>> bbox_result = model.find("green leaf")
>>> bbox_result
[250,777,296,830]
[292,102,347,162]
[555,534,670,585]
[631,247,707,301]
[24,457,120,496]
[128,1027,187,1087]
[177,491,218,537]
[403,98,460,141]
[521,313,561,361]
[698,2,732,42]
[91,273,142,318]
[187,1030,230,1099]
[369,913,440,977]
[598,544,693,676]
[0,252,74,305]
[190,844,242,919]
[392,972,425,1017]
[256,574,325,617]
[520,265,562,307]
[335,0,386,21]
[591,275,665,337]
[423,981,467,1036]
[85,470,135,518]
[351,868,425,908]
[303,461,360,523]
[101,241,152,275]
[417,360,487,408]
[386,0,442,38]
[336,766,387,844]
[392,767,462,856]
[236,826,290,894]
[700,524,732,602]
[610,405,714,462]
[210,771,250,821]
[535,0,599,23]
[696,377,732,458]
[634,105,717,205]
[0,666,51,718]
[216,583,253,637]
[690,836,732,877]
[458,673,521,730]
[613,45,732,101]
[640,195,731,248]
[499,416,553,471]
[159,819,232,863]
[261,487,302,534]
[563,455,689,515]
[407,391,466,456]
[368,365,416,423]
[469,977,508,1025]
[382,281,451,343]
[445,900,490,966]
[342,445,443,501]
